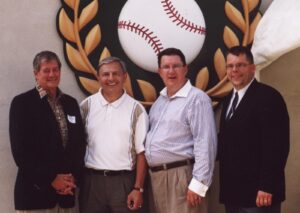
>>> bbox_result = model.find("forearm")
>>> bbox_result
[134,152,147,188]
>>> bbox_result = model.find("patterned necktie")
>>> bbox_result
[226,92,239,120]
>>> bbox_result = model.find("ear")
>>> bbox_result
[250,63,256,74]
[123,72,128,80]
[183,65,188,76]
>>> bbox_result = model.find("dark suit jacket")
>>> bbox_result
[218,79,289,207]
[9,88,86,210]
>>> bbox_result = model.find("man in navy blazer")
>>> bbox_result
[9,51,86,212]
[218,46,289,213]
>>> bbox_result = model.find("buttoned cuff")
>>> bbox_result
[188,178,209,197]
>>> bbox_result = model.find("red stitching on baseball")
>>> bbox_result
[161,0,206,34]
[118,21,164,54]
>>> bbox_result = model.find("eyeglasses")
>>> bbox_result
[160,64,184,71]
[226,63,251,70]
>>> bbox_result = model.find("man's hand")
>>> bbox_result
[51,174,76,195]
[127,190,143,211]
[187,190,203,208]
[256,190,273,207]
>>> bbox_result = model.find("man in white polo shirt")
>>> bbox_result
[79,57,149,213]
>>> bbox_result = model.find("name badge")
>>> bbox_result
[67,115,76,124]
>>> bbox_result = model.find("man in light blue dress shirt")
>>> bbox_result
[145,48,217,213]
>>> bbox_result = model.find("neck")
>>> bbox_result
[102,90,124,103]
[167,79,187,97]
[47,89,57,100]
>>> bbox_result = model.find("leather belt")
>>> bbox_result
[85,168,133,176]
[149,158,195,172]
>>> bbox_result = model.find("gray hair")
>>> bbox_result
[33,51,61,71]
[97,56,127,75]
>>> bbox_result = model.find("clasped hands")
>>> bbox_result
[51,173,76,196]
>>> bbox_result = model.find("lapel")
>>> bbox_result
[229,79,259,122]
[221,79,259,124]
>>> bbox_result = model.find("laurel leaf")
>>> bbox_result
[79,0,98,30]
[195,67,209,91]
[66,43,91,73]
[223,26,240,49]
[207,77,233,98]
[248,13,262,44]
[64,0,75,9]
[214,49,227,80]
[124,73,134,97]
[84,25,101,55]
[59,9,76,42]
[248,0,259,12]
[225,2,246,33]
[79,77,99,94]
[137,80,157,102]
[99,47,111,62]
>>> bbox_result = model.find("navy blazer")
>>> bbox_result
[9,88,86,210]
[218,80,289,207]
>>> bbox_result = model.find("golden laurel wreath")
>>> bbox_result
[58,0,261,107]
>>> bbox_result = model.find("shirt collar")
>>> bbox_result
[160,80,192,99]
[234,78,255,99]
[98,88,127,108]
[35,83,63,100]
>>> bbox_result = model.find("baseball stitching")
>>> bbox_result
[118,21,164,54]
[161,0,206,34]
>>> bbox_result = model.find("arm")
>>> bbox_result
[9,95,57,189]
[127,103,149,210]
[256,91,289,206]
[127,152,147,210]
[186,95,217,205]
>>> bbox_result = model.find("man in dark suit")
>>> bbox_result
[218,46,289,213]
[9,51,86,213]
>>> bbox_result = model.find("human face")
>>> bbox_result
[34,59,61,94]
[226,53,256,90]
[158,55,188,96]
[97,61,127,97]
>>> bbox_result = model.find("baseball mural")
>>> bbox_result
[118,0,206,72]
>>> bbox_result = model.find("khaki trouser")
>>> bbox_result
[149,164,207,213]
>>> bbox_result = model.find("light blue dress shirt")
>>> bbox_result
[145,80,217,196]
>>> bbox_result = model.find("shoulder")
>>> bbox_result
[255,82,285,102]
[189,86,211,104]
[11,88,37,105]
[125,93,147,112]
[80,93,98,107]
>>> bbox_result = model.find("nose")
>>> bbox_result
[108,73,114,81]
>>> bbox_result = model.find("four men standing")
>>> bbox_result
[9,46,289,213]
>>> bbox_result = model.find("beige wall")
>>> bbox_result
[0,1,299,212]
[0,1,85,212]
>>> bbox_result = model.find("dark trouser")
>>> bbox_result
[225,203,281,213]
[79,169,140,213]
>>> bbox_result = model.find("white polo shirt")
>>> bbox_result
[80,90,148,171]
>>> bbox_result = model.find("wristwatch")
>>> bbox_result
[133,186,144,193]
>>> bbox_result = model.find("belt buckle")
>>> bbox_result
[103,170,109,176]
[163,164,167,170]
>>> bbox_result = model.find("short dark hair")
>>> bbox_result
[226,46,254,64]
[33,51,61,71]
[157,48,186,68]
[97,56,127,75]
